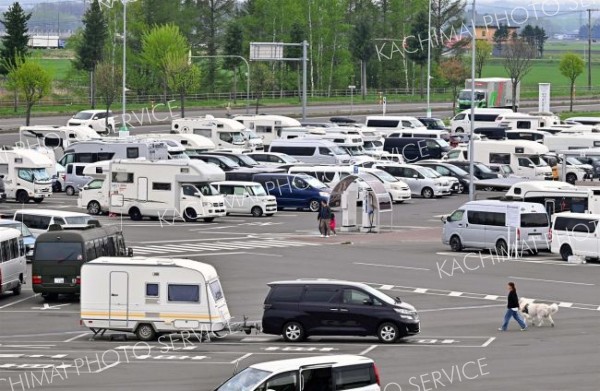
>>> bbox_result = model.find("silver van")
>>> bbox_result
[268,139,352,165]
[442,200,550,254]
[64,163,93,195]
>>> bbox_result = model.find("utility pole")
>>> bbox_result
[589,9,593,90]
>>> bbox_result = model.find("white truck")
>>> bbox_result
[79,159,227,222]
[233,114,301,146]
[444,140,553,180]
[171,115,263,151]
[457,77,518,111]
[0,148,53,203]
[80,257,232,341]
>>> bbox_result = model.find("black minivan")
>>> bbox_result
[262,280,420,343]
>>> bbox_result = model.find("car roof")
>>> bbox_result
[267,279,371,289]
[250,355,373,372]
[13,209,91,217]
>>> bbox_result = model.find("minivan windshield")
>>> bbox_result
[362,284,396,305]
[344,146,366,156]
[215,367,271,391]
[371,169,399,183]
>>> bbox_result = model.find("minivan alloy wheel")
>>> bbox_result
[378,322,399,343]
[282,321,305,342]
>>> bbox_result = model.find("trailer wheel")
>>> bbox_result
[16,190,29,204]
[135,324,156,341]
[129,207,142,221]
[183,208,197,222]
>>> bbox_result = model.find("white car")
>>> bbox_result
[246,152,302,166]
[359,168,412,203]
[67,110,115,135]
[212,181,277,217]
[420,166,457,194]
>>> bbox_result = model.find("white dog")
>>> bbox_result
[519,298,558,327]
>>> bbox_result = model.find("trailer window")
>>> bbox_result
[490,153,511,164]
[112,172,134,183]
[209,280,224,301]
[126,148,139,158]
[152,182,171,191]
[146,283,159,297]
[168,284,200,302]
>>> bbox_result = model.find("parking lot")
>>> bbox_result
[0,192,598,391]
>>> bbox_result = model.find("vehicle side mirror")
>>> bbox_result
[194,192,202,197]
[127,248,134,257]
[363,298,374,306]
[413,174,418,178]
[82,186,89,190]
[441,216,447,223]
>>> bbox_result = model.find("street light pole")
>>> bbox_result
[189,55,251,114]
[121,0,127,132]
[302,40,308,121]
[426,0,432,118]
[468,0,476,200]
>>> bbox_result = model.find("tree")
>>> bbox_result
[349,16,374,99]
[502,38,535,111]
[74,0,108,108]
[140,24,189,103]
[222,22,244,103]
[6,59,51,125]
[430,0,466,60]
[164,53,201,117]
[493,24,509,53]
[439,58,468,113]
[250,62,275,113]
[405,11,429,98]
[534,26,548,58]
[475,40,492,78]
[95,61,122,133]
[559,53,585,112]
[0,2,31,75]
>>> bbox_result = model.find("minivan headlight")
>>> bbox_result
[394,308,416,319]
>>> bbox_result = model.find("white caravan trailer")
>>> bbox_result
[444,140,553,180]
[80,257,231,341]
[19,125,102,161]
[233,114,301,145]
[0,148,53,203]
[171,115,263,151]
[58,138,170,167]
[104,159,226,222]
[543,134,600,152]
[494,112,560,130]
[135,133,215,155]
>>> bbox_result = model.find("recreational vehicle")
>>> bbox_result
[0,148,53,203]
[494,112,560,130]
[233,114,301,145]
[171,115,263,151]
[450,108,512,133]
[58,139,170,167]
[135,133,215,155]
[91,159,227,222]
[19,125,101,154]
[504,181,600,215]
[80,257,231,341]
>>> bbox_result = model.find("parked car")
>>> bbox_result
[417,160,471,193]
[551,212,600,261]
[246,152,301,166]
[445,161,501,180]
[63,163,93,195]
[252,173,330,212]
[262,279,419,343]
[212,181,277,217]
[67,109,115,135]
[371,163,451,198]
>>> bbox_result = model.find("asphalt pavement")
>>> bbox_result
[0,192,598,390]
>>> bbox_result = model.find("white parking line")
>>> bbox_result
[359,345,378,355]
[481,337,495,347]
[0,294,39,309]
[63,333,90,343]
[354,262,430,271]
[230,353,253,364]
[508,276,594,286]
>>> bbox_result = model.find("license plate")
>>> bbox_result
[54,278,64,284]
[529,233,541,237]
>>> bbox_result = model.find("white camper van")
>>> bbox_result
[450,108,512,133]
[0,148,53,203]
[365,115,427,136]
[80,257,231,341]
[233,114,301,145]
[84,159,227,222]
[494,111,560,130]
[58,138,170,167]
[171,115,263,151]
[19,125,101,153]
[135,133,215,155]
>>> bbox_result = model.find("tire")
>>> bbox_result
[87,201,101,215]
[455,127,464,133]
[377,322,400,343]
[309,199,320,212]
[203,217,215,223]
[183,208,197,222]
[135,324,157,341]
[33,198,44,204]
[129,207,142,221]
[12,281,22,296]
[52,182,61,192]
[251,206,263,217]
[496,239,508,255]
[282,321,305,342]
[449,235,462,252]
[16,190,29,204]
[566,173,577,185]
[559,244,572,262]
[107,124,114,135]
[421,187,434,199]
[65,186,75,196]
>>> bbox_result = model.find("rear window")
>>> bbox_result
[266,285,303,303]
[367,119,400,128]
[553,217,598,233]
[334,365,375,390]
[65,216,91,225]
[34,242,83,261]
[209,279,224,301]
[520,213,549,228]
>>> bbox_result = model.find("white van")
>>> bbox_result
[212,181,277,217]
[0,227,26,296]
[13,209,92,235]
[450,108,512,133]
[269,139,352,165]
[442,200,550,254]
[80,257,231,341]
[388,128,449,140]
[551,212,600,261]
[214,355,381,391]
[365,115,427,135]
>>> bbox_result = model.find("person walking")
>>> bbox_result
[317,200,331,238]
[499,282,527,331]
[329,211,337,236]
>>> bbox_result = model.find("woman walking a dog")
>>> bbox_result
[499,282,528,331]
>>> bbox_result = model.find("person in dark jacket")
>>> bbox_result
[499,282,527,331]
[317,200,331,238]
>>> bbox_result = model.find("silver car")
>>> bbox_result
[372,163,449,198]
[64,163,93,196]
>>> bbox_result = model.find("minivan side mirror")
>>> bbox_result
[363,298,374,306]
